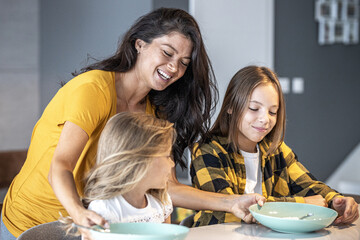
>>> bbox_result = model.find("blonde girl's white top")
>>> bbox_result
[88,193,173,223]
[240,144,263,195]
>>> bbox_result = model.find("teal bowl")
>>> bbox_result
[90,222,189,240]
[249,202,338,233]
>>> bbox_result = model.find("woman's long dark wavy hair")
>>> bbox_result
[73,8,218,168]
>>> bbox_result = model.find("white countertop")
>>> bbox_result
[185,206,360,240]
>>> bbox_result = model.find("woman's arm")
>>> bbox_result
[164,216,171,224]
[48,121,107,238]
[168,167,264,225]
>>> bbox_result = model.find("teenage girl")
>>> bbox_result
[191,66,359,227]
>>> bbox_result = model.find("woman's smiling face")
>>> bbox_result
[237,82,279,152]
[135,32,193,91]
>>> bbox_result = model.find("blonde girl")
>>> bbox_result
[191,66,359,227]
[67,112,176,238]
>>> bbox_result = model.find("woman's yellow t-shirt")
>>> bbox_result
[2,70,154,237]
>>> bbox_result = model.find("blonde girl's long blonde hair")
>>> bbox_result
[84,112,176,205]
[211,66,286,156]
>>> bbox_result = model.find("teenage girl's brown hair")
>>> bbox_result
[211,66,285,156]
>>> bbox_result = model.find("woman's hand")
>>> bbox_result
[168,171,265,224]
[332,197,359,225]
[229,193,265,223]
[73,208,108,240]
[304,195,327,207]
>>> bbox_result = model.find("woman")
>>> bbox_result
[1,8,264,239]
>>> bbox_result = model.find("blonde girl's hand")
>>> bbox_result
[229,193,265,223]
[332,197,359,225]
[304,195,327,207]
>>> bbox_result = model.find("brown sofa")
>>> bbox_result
[0,149,27,212]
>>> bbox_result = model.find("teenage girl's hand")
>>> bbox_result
[304,195,327,207]
[332,197,359,225]
[229,193,265,223]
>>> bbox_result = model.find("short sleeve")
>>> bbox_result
[62,83,108,137]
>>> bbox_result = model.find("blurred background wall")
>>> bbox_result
[0,0,359,193]
[40,0,153,111]
[0,0,40,150]
[274,0,360,191]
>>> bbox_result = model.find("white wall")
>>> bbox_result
[326,143,360,195]
[176,0,274,185]
[190,0,274,118]
[0,0,40,151]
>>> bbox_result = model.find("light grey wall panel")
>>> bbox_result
[0,0,39,70]
[40,0,152,110]
[190,0,274,122]
[0,73,39,150]
[0,0,39,151]
[153,0,188,11]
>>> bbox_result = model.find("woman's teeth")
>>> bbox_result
[158,69,171,80]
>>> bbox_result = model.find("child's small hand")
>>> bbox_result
[304,195,327,207]
[332,197,359,225]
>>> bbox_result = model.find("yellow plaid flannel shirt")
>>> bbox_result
[190,135,342,227]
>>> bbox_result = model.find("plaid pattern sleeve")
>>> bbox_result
[190,136,342,227]
[265,142,342,204]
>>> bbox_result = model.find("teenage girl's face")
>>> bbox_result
[135,32,193,91]
[237,83,279,152]
[146,145,175,189]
